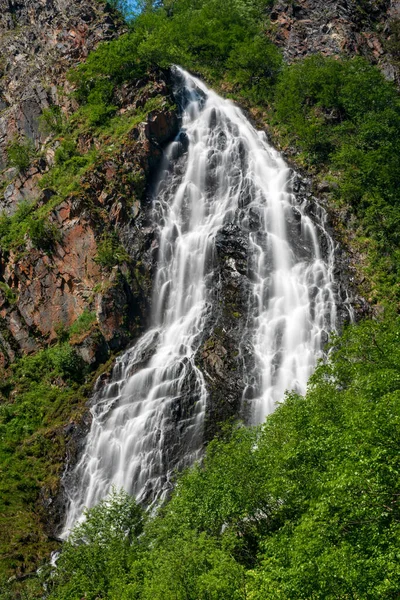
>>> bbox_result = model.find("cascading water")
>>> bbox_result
[62,67,338,534]
[240,147,337,421]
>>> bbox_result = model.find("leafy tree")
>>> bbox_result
[47,488,144,599]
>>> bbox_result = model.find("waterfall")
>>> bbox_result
[240,145,337,421]
[62,67,338,534]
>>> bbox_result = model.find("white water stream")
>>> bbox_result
[62,68,337,534]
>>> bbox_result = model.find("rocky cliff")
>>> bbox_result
[270,0,400,82]
[0,1,180,370]
[0,0,121,169]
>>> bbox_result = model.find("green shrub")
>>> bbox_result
[0,282,17,305]
[0,334,99,579]
[6,139,33,172]
[40,147,97,200]
[226,34,282,102]
[0,201,34,251]
[39,106,65,135]
[49,343,86,383]
[69,310,97,337]
[95,233,130,268]
[47,488,144,599]
[54,139,78,165]
[28,217,61,251]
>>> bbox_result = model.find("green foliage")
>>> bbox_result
[0,282,17,305]
[273,55,400,303]
[69,309,97,338]
[0,201,60,253]
[40,145,98,200]
[41,312,400,599]
[0,339,93,577]
[47,488,144,600]
[0,200,34,251]
[39,105,65,135]
[95,233,130,268]
[67,0,281,114]
[6,138,33,172]
[28,216,61,250]
[67,34,147,106]
[226,34,282,102]
[10,343,86,386]
[54,139,78,165]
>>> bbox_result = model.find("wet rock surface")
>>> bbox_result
[199,224,250,440]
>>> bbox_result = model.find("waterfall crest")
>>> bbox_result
[62,68,337,534]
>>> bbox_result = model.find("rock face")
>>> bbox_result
[0,0,121,170]
[197,223,250,440]
[0,1,180,367]
[0,93,179,367]
[269,0,400,83]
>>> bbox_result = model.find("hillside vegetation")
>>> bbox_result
[2,0,400,597]
[10,312,400,599]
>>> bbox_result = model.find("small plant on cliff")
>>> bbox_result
[95,233,130,268]
[0,200,33,251]
[39,105,65,136]
[0,282,17,306]
[54,139,78,164]
[69,310,97,338]
[6,138,33,172]
[28,216,61,252]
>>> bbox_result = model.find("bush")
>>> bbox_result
[39,106,65,135]
[47,488,144,599]
[0,200,34,251]
[69,310,97,337]
[54,139,78,165]
[6,139,33,172]
[28,217,61,251]
[95,233,129,268]
[0,282,17,305]
[226,34,282,102]
[49,343,86,383]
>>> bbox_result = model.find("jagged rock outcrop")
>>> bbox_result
[0,90,179,366]
[0,0,180,368]
[200,223,251,439]
[269,0,400,83]
[0,0,121,170]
